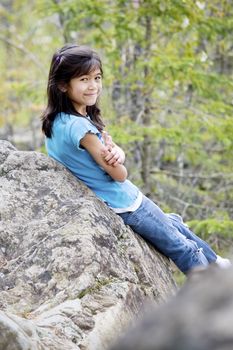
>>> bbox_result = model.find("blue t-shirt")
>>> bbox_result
[45,112,140,213]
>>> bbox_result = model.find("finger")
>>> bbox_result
[102,132,108,146]
[106,134,113,145]
[110,153,122,164]
[104,155,114,163]
[102,131,108,140]
[112,157,122,166]
[101,147,110,157]
[104,149,117,161]
[102,131,113,147]
[106,154,120,165]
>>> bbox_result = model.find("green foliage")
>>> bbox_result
[0,0,232,233]
[188,218,233,240]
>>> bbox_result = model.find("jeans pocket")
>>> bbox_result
[119,210,140,227]
[126,210,141,227]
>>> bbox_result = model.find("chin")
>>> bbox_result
[87,101,97,106]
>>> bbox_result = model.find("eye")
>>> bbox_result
[80,77,88,81]
[95,75,102,81]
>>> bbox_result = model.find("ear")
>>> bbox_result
[58,84,67,93]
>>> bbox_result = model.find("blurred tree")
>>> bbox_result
[0,0,232,236]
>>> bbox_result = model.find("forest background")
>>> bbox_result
[0,0,233,260]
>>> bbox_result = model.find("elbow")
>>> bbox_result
[115,168,128,182]
[120,171,128,182]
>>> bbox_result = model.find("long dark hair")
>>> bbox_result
[41,44,105,138]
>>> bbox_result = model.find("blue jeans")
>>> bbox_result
[118,195,217,274]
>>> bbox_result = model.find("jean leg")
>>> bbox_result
[119,196,209,274]
[166,213,217,263]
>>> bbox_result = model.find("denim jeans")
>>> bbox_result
[118,195,217,274]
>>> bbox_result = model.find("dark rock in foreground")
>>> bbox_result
[110,264,233,350]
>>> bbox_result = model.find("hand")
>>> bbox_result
[102,131,114,151]
[101,146,124,167]
[101,131,125,167]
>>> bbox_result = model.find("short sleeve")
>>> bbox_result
[67,117,101,151]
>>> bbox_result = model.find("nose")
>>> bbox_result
[88,79,97,90]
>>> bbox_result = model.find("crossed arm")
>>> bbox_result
[80,131,128,182]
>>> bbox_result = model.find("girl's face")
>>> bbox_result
[65,68,102,115]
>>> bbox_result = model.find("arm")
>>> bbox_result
[80,133,128,182]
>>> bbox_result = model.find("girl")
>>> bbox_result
[42,44,231,275]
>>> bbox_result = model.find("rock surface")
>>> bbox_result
[0,140,176,350]
[110,264,233,350]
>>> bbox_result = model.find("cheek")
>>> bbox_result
[72,86,83,97]
[98,84,103,94]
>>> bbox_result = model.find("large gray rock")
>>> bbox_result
[0,140,176,350]
[110,264,233,350]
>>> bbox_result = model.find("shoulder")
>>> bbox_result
[69,116,99,137]
[54,113,96,131]
[60,114,101,147]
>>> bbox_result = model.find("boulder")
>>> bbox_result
[110,264,233,350]
[0,140,176,350]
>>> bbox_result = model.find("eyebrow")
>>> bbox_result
[78,70,102,78]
